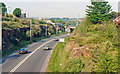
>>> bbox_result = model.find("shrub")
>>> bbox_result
[7,17,12,21]
[9,14,13,18]
[12,18,19,22]
[92,50,118,72]
[38,20,46,24]
[64,58,84,72]
[10,38,19,45]
[75,18,92,33]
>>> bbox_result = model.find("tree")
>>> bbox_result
[50,18,55,23]
[86,0,113,24]
[13,8,21,17]
[38,20,46,24]
[0,2,7,16]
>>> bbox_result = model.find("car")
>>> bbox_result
[18,48,28,54]
[43,45,50,50]
[54,38,59,41]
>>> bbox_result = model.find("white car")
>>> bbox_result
[43,46,50,50]
[54,38,59,41]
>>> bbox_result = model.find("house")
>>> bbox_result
[20,9,26,18]
[55,23,63,26]
[113,16,120,28]
[21,13,26,18]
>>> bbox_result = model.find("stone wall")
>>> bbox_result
[2,25,65,50]
[2,27,29,50]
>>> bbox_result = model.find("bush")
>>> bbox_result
[12,18,19,22]
[10,38,19,45]
[64,58,84,72]
[7,17,12,21]
[26,30,30,37]
[38,20,46,24]
[9,14,13,18]
[92,50,118,72]
[75,18,92,33]
[2,17,8,21]
[2,17,12,21]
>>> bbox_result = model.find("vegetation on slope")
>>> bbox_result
[46,18,119,72]
[73,19,119,72]
[46,1,119,72]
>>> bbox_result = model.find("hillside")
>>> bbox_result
[46,18,119,72]
[2,15,65,57]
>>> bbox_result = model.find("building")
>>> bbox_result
[55,23,63,26]
[21,13,26,18]
[44,19,53,24]
[39,17,43,20]
[113,16,120,28]
[20,9,26,18]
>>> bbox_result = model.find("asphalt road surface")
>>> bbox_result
[2,34,67,73]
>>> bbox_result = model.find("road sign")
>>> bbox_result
[59,38,64,42]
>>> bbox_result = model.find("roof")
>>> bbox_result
[55,23,63,26]
[113,16,120,22]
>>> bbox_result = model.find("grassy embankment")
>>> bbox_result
[46,18,119,72]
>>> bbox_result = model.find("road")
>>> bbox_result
[2,34,67,73]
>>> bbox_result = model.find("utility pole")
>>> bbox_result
[56,28,57,35]
[46,24,47,36]
[76,20,78,26]
[0,7,2,49]
[27,12,32,42]
[0,7,2,51]
[0,7,2,74]
[56,25,57,35]
[56,25,58,35]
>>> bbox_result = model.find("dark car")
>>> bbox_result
[18,48,28,54]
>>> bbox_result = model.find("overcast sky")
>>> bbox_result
[0,0,119,18]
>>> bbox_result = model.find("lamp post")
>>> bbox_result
[0,7,2,74]
[26,11,32,42]
[27,12,32,42]
[0,7,3,50]
[45,24,47,36]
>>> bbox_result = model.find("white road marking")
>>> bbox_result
[9,39,54,73]
[8,34,67,74]
[40,34,67,72]
[40,42,58,72]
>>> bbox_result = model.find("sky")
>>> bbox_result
[0,0,119,18]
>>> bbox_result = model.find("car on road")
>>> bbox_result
[18,48,28,54]
[43,45,51,50]
[54,38,59,41]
